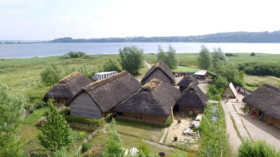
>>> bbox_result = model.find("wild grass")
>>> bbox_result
[23,107,49,124]
[172,65,196,73]
[244,74,280,91]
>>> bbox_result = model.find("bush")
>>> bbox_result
[165,116,173,126]
[239,62,280,77]
[103,59,121,72]
[138,140,151,156]
[34,99,45,109]
[238,139,280,157]
[64,115,104,127]
[251,52,256,56]
[83,55,96,59]
[59,52,86,59]
[82,142,92,153]
[225,53,238,57]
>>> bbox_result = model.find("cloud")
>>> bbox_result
[0,0,44,8]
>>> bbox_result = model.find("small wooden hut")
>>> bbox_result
[114,79,180,126]
[67,71,141,119]
[222,82,237,98]
[243,84,280,129]
[141,60,175,85]
[176,83,208,115]
[177,75,198,92]
[43,72,92,105]
[194,69,208,80]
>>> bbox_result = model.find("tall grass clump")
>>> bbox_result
[199,102,232,157]
[238,139,280,157]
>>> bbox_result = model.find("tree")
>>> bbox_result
[251,52,256,56]
[103,59,122,72]
[156,45,178,69]
[198,45,211,70]
[102,119,123,157]
[212,47,227,69]
[0,83,27,157]
[119,46,144,75]
[38,100,72,152]
[40,65,61,86]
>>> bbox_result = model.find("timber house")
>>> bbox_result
[177,75,198,92]
[67,71,141,119]
[141,60,175,85]
[43,72,92,105]
[114,79,180,126]
[176,83,208,115]
[243,84,280,129]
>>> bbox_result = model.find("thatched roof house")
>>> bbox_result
[177,75,198,92]
[67,71,141,119]
[141,60,175,85]
[176,83,208,115]
[114,79,180,126]
[243,84,280,129]
[222,82,237,98]
[43,72,92,105]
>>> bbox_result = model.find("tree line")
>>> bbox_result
[51,31,280,43]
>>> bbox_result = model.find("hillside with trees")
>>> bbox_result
[51,31,280,43]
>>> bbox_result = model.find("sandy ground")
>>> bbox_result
[165,114,200,151]
[233,94,280,150]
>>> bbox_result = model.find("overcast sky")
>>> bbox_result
[0,0,280,40]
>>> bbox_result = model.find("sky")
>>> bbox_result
[0,0,280,40]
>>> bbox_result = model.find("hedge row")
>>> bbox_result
[64,115,104,127]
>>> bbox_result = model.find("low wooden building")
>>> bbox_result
[141,60,175,85]
[92,71,118,80]
[43,72,92,105]
[176,83,208,115]
[222,82,237,98]
[194,69,208,80]
[67,71,141,119]
[177,75,198,92]
[114,79,180,126]
[243,84,280,129]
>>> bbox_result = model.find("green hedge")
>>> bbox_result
[64,115,104,127]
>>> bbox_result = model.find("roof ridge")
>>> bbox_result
[86,71,128,91]
[59,71,81,84]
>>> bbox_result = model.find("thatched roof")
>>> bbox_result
[43,72,92,100]
[176,83,208,108]
[243,84,280,120]
[177,75,198,87]
[67,71,141,112]
[141,60,175,85]
[115,78,180,117]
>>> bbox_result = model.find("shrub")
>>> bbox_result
[59,52,86,59]
[83,55,96,59]
[138,140,151,156]
[34,99,45,109]
[82,142,92,153]
[250,52,256,56]
[238,139,280,157]
[64,115,104,127]
[103,59,121,72]
[239,62,280,77]
[165,116,173,126]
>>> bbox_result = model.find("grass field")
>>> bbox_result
[85,120,193,157]
[244,74,280,91]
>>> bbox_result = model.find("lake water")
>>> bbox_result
[1,42,280,58]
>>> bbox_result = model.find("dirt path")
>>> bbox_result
[144,61,152,69]
[144,140,174,150]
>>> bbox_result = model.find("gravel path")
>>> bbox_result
[159,128,168,144]
[144,140,174,150]
[221,101,242,153]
